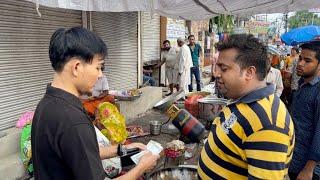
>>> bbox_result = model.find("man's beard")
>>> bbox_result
[299,64,320,79]
[300,68,319,79]
[161,47,170,51]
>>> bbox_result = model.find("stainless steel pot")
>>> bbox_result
[146,166,198,180]
[197,97,228,129]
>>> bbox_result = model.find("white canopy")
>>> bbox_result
[26,0,320,20]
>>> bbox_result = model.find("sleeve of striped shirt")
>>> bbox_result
[244,128,290,179]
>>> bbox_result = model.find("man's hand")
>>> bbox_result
[125,143,146,151]
[297,160,317,180]
[114,151,160,180]
[137,151,160,172]
[297,168,313,180]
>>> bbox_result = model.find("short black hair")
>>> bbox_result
[188,35,195,40]
[163,40,170,45]
[49,27,107,72]
[215,34,268,81]
[300,41,320,63]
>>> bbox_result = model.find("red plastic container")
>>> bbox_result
[184,95,203,117]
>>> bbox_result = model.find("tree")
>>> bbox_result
[209,14,235,33]
[288,11,320,30]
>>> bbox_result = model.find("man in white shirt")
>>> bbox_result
[81,74,109,99]
[266,66,284,97]
[92,74,109,97]
[161,40,179,95]
[177,37,193,94]
[82,74,115,117]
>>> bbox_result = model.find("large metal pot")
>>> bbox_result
[146,166,198,180]
[197,97,228,129]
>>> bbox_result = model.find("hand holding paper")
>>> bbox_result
[131,140,163,164]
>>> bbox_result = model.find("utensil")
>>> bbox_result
[164,153,185,168]
[197,97,228,130]
[185,91,211,98]
[149,121,162,135]
[153,90,185,112]
[146,167,198,180]
[115,95,141,101]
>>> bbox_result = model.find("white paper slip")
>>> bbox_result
[130,140,163,165]
[146,140,163,155]
[131,150,147,165]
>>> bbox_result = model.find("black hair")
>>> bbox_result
[215,34,268,81]
[163,40,170,45]
[188,35,195,40]
[49,27,107,72]
[300,41,320,63]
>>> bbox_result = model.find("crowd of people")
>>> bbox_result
[143,35,203,95]
[30,27,320,180]
[269,46,301,111]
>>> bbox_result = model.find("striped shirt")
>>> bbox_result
[198,84,295,179]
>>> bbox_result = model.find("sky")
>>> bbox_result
[255,12,320,35]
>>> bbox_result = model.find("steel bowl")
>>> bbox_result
[197,97,228,129]
[185,91,211,98]
[115,94,141,101]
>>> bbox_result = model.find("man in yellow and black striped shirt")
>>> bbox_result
[198,34,295,179]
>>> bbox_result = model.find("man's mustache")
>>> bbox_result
[161,47,170,51]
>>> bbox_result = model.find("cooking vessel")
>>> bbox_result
[146,167,198,180]
[197,97,228,129]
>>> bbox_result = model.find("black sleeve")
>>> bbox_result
[59,123,106,180]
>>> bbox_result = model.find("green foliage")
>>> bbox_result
[209,14,235,33]
[288,11,320,30]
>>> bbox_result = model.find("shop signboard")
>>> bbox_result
[245,21,271,35]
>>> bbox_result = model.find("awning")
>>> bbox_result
[26,0,320,20]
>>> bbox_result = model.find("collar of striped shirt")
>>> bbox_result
[229,83,275,105]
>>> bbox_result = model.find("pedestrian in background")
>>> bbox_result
[177,37,193,94]
[161,40,179,95]
[289,41,320,180]
[188,35,203,92]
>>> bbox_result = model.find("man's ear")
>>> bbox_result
[317,62,320,74]
[244,66,256,80]
[69,58,83,77]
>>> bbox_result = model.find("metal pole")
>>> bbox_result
[284,13,288,33]
[312,13,315,25]
[137,11,142,87]
[266,13,268,22]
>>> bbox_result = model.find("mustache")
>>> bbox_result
[161,47,170,51]
[215,77,222,82]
